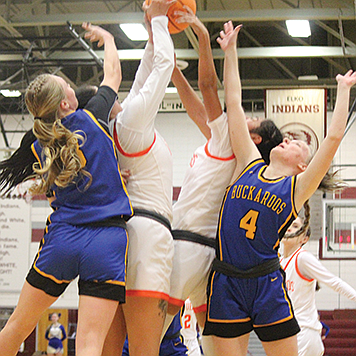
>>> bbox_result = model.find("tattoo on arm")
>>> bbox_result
[158,299,168,319]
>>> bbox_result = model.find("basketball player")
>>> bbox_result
[164,11,282,356]
[102,1,176,355]
[0,23,132,356]
[203,21,356,356]
[281,216,356,356]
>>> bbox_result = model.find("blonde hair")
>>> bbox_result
[25,74,91,195]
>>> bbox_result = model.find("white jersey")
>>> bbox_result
[109,16,174,221]
[168,112,235,308]
[181,299,202,356]
[281,246,356,331]
[172,112,235,237]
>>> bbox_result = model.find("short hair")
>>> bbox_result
[250,119,283,165]
[75,85,98,110]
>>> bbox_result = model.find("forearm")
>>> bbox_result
[327,83,351,141]
[172,67,211,139]
[128,42,154,99]
[300,254,356,302]
[103,36,121,90]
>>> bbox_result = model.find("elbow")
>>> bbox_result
[198,79,218,93]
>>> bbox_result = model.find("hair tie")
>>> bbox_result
[34,116,42,120]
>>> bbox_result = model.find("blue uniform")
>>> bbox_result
[26,100,133,302]
[122,312,187,356]
[45,323,66,352]
[204,159,300,341]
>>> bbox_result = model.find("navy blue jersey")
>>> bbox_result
[31,109,133,225]
[217,159,298,270]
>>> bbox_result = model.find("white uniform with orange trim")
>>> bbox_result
[280,247,356,356]
[109,16,174,299]
[169,112,236,311]
[181,298,202,356]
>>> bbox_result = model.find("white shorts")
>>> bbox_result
[126,215,174,299]
[47,345,63,354]
[297,326,324,356]
[168,239,215,312]
[184,338,202,356]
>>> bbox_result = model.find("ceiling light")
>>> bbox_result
[120,24,149,41]
[0,89,21,97]
[165,87,178,94]
[286,20,311,38]
[298,75,318,80]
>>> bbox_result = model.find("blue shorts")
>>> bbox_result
[204,269,300,341]
[122,335,187,356]
[26,222,128,302]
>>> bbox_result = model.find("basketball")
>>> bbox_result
[145,0,197,34]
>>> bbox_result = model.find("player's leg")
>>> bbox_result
[76,295,120,356]
[212,334,250,356]
[162,303,181,338]
[0,281,57,356]
[101,304,127,356]
[123,296,167,356]
[261,335,298,356]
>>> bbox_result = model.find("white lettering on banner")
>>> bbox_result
[0,198,31,292]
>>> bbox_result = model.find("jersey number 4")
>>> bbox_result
[240,209,259,240]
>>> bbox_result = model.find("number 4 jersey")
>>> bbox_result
[217,159,298,270]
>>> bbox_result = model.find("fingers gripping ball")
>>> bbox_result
[145,0,197,34]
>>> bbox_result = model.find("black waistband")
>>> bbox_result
[79,215,127,229]
[134,209,171,231]
[172,229,215,248]
[212,257,281,279]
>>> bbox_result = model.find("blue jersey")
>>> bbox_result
[31,109,133,225]
[217,159,298,270]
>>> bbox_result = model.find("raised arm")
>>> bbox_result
[123,12,154,105]
[295,70,356,211]
[219,21,260,178]
[82,22,121,93]
[171,65,211,139]
[176,8,222,122]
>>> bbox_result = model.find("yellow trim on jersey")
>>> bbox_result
[83,109,133,216]
[258,165,285,184]
[31,143,42,168]
[103,280,126,286]
[277,175,298,234]
[124,229,129,284]
[290,175,298,218]
[230,159,265,187]
[217,190,229,261]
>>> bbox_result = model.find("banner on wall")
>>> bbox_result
[265,88,326,156]
[0,196,31,292]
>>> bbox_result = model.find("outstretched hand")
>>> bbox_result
[82,22,113,47]
[217,21,243,52]
[145,0,177,19]
[336,70,356,89]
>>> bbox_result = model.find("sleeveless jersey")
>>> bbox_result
[173,112,236,238]
[31,109,133,225]
[217,159,298,270]
[280,248,322,331]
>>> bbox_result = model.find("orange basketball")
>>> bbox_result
[145,0,197,34]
